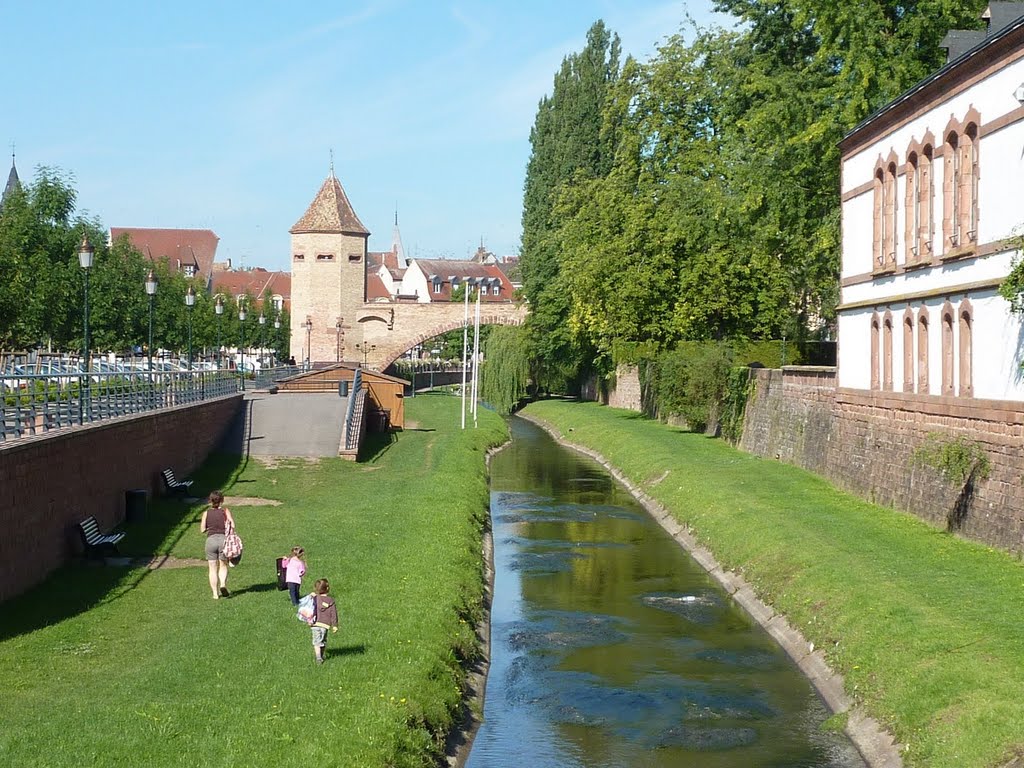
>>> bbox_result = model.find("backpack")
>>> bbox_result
[296,593,315,624]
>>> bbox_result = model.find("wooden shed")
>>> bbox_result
[275,364,406,430]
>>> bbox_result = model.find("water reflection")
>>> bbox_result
[466,417,865,768]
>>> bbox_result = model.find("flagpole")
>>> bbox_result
[461,283,469,429]
[472,287,481,428]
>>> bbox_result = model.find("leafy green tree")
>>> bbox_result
[480,325,532,414]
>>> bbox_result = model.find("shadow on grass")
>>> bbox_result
[359,428,399,462]
[0,451,245,643]
[326,643,368,658]
[231,582,281,596]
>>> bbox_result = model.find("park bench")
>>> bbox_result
[77,516,125,557]
[161,468,193,496]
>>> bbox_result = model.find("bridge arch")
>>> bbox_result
[374,312,524,370]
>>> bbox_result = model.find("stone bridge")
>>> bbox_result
[318,300,527,371]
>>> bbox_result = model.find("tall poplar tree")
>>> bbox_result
[520,20,621,392]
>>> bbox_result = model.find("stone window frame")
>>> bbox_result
[293,253,305,261]
[917,307,930,395]
[941,300,955,396]
[316,253,335,262]
[958,299,974,398]
[903,308,915,392]
[941,108,981,255]
[873,152,900,273]
[870,312,881,390]
[882,310,894,391]
[904,132,935,266]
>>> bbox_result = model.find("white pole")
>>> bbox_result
[461,285,469,429]
[472,287,481,427]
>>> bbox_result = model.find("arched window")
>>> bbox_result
[903,309,915,392]
[873,167,885,270]
[963,123,979,244]
[885,160,898,267]
[905,152,920,263]
[942,129,958,249]
[917,308,930,394]
[959,300,973,397]
[871,313,881,390]
[941,302,955,396]
[883,312,894,391]
[920,143,934,259]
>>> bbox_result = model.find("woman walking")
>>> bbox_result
[200,490,236,599]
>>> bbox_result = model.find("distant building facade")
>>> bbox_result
[109,227,220,289]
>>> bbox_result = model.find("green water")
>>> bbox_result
[466,417,866,768]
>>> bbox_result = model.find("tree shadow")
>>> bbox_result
[0,451,244,643]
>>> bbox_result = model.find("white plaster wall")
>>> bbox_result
[979,119,1024,242]
[400,262,430,303]
[841,194,875,276]
[974,289,1024,399]
[837,309,873,389]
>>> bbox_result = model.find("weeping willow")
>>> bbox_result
[479,325,531,415]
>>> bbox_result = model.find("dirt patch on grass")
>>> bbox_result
[103,556,207,569]
[254,456,322,469]
[223,496,282,506]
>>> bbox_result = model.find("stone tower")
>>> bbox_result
[289,173,370,364]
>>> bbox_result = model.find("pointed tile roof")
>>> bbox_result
[290,174,370,236]
[2,157,21,204]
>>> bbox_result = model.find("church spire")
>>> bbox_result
[391,206,406,267]
[2,149,20,206]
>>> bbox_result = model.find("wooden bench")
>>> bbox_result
[77,516,125,557]
[161,468,193,496]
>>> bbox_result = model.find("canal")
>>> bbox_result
[466,416,866,768]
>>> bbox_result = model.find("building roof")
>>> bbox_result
[211,268,291,309]
[368,248,402,272]
[366,272,391,301]
[110,227,220,283]
[408,259,515,302]
[841,4,1024,152]
[290,173,370,236]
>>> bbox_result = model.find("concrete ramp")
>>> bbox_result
[221,392,347,457]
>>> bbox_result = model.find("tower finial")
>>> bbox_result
[394,204,398,226]
[329,148,335,178]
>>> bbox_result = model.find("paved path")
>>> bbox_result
[221,392,347,457]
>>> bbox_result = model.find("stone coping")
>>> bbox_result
[517,413,904,768]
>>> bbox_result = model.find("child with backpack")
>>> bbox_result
[281,546,306,605]
[307,578,338,664]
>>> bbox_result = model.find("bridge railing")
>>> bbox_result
[342,368,363,452]
[0,366,299,443]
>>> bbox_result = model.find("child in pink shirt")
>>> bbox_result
[282,547,306,605]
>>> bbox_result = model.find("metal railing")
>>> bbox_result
[342,368,363,451]
[1,366,301,442]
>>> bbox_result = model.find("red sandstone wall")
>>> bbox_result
[0,395,241,603]
[740,367,1024,552]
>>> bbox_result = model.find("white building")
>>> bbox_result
[837,4,1024,402]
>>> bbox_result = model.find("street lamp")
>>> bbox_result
[258,311,266,371]
[185,285,195,371]
[304,317,313,368]
[215,295,224,369]
[238,302,247,391]
[78,234,94,424]
[145,269,158,376]
[274,315,281,367]
[356,342,376,367]
[335,318,343,362]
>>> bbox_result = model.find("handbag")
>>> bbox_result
[296,593,315,624]
[222,521,243,564]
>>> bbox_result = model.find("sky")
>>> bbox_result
[0,1,725,273]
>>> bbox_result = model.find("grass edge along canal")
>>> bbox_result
[521,399,1024,768]
[0,393,506,768]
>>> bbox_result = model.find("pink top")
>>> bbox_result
[284,557,306,584]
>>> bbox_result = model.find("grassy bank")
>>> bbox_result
[0,393,506,768]
[522,399,1024,768]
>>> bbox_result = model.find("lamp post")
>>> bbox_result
[238,302,247,391]
[258,311,266,373]
[145,269,158,376]
[274,315,281,367]
[335,318,343,362]
[356,342,376,367]
[185,286,195,371]
[304,317,313,368]
[78,234,94,424]
[215,295,224,369]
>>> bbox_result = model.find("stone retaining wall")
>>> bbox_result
[0,394,241,603]
[740,367,1024,551]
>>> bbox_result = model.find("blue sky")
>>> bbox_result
[0,1,723,272]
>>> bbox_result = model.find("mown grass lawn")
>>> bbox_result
[522,399,1024,768]
[0,393,506,768]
